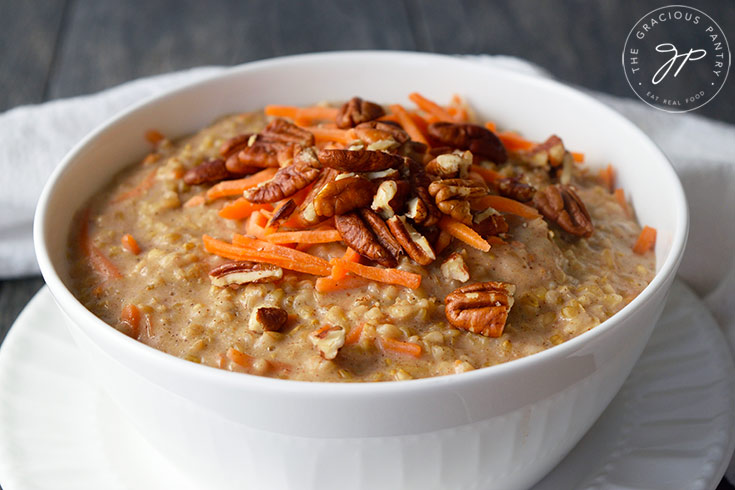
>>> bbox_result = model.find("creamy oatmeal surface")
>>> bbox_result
[69,97,655,382]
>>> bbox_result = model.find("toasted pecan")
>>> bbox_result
[427,122,507,163]
[445,281,516,337]
[318,148,404,172]
[533,184,594,237]
[336,97,385,129]
[244,148,321,203]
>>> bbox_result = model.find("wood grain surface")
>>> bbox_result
[0,1,733,487]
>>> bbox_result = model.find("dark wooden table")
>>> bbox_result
[1,1,733,488]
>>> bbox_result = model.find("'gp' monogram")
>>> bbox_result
[652,43,707,85]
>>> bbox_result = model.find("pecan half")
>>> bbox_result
[354,121,410,145]
[248,306,288,333]
[428,178,488,225]
[519,135,565,169]
[445,282,516,337]
[313,175,375,217]
[244,148,321,203]
[310,325,346,360]
[335,210,400,267]
[425,150,472,179]
[399,140,429,165]
[427,122,507,164]
[387,215,436,266]
[533,184,594,237]
[183,158,239,185]
[496,177,536,202]
[318,149,403,172]
[230,119,314,172]
[336,97,385,129]
[209,261,283,288]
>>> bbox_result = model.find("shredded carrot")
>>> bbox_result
[377,336,422,358]
[408,92,454,122]
[264,105,339,123]
[245,210,268,238]
[183,194,206,208]
[485,121,497,132]
[377,114,400,124]
[121,234,141,255]
[219,197,272,220]
[305,126,356,145]
[144,129,165,146]
[389,104,428,145]
[315,274,371,293]
[438,216,491,252]
[203,235,331,276]
[120,304,141,338]
[435,229,453,254]
[633,226,657,254]
[78,209,122,281]
[330,258,421,289]
[206,168,278,200]
[344,323,365,346]
[227,347,254,368]
[599,164,615,193]
[328,247,361,281]
[265,229,341,244]
[497,131,535,151]
[141,153,160,165]
[571,152,585,163]
[112,168,157,203]
[469,164,503,183]
[448,94,469,122]
[614,188,630,216]
[471,195,541,219]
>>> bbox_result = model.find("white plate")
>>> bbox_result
[0,281,733,490]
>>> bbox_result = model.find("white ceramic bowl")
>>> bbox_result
[34,52,688,490]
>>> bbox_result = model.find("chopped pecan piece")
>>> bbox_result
[399,140,429,164]
[353,121,410,145]
[427,122,507,164]
[208,261,283,288]
[371,179,409,218]
[428,178,488,225]
[335,210,401,267]
[336,97,385,129]
[407,159,441,226]
[387,215,436,266]
[533,184,593,237]
[425,150,472,179]
[318,148,403,172]
[296,168,339,225]
[310,325,346,360]
[473,210,509,237]
[496,178,536,202]
[267,199,297,229]
[445,282,516,337]
[183,158,239,185]
[519,135,566,169]
[244,148,321,203]
[248,306,288,333]
[313,174,376,217]
[230,119,314,172]
[441,253,470,282]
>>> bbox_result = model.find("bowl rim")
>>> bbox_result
[33,50,689,396]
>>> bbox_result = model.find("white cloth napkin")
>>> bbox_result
[2,58,734,471]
